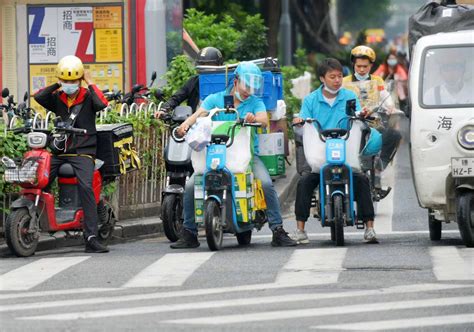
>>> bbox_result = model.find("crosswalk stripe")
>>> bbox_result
[12,283,469,319]
[0,257,90,291]
[310,313,474,330]
[163,296,474,325]
[0,288,120,300]
[275,248,346,285]
[122,252,215,288]
[430,247,474,280]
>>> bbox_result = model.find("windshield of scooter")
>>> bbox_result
[421,46,474,108]
[343,80,381,111]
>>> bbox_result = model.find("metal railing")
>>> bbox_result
[0,101,168,236]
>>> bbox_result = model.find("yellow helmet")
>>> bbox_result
[350,45,376,63]
[56,55,84,80]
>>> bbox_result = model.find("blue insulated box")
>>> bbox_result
[199,70,283,111]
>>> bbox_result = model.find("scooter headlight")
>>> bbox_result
[457,125,474,150]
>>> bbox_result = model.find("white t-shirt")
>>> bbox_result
[423,83,474,106]
[323,95,336,107]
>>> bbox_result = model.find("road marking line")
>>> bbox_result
[275,248,346,285]
[310,313,474,330]
[12,283,470,319]
[431,247,474,280]
[251,230,460,239]
[122,252,215,288]
[373,160,395,233]
[163,296,474,325]
[0,257,89,291]
[0,288,121,300]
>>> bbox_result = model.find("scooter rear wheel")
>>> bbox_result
[333,195,344,246]
[236,230,252,245]
[5,208,38,257]
[161,195,183,242]
[456,192,474,247]
[97,200,116,244]
[204,200,223,251]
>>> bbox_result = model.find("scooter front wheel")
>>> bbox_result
[333,195,344,246]
[5,208,39,257]
[456,191,474,247]
[204,199,223,251]
[161,195,183,242]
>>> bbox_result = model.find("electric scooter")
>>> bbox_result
[159,105,193,242]
[1,121,117,257]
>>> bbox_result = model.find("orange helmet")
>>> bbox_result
[350,45,376,63]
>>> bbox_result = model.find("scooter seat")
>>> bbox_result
[58,163,75,178]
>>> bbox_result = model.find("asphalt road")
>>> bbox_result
[0,118,473,331]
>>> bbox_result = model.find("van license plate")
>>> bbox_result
[451,157,474,177]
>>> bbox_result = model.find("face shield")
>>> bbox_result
[237,73,264,97]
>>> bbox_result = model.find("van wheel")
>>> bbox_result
[428,209,442,241]
[456,192,474,247]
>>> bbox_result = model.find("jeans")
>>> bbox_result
[294,172,375,223]
[183,156,283,235]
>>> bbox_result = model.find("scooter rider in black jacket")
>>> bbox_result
[155,47,223,117]
[34,55,110,253]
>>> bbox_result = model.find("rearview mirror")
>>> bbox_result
[23,91,29,102]
[151,71,157,81]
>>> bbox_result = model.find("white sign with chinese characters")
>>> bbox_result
[28,6,93,63]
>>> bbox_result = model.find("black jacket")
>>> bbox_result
[162,75,200,112]
[34,83,108,155]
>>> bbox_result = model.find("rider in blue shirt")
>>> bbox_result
[292,58,377,244]
[171,62,296,249]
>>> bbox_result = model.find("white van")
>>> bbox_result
[409,30,474,247]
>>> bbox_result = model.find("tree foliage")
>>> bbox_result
[184,9,268,61]
[338,0,392,33]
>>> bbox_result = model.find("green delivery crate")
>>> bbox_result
[260,154,285,176]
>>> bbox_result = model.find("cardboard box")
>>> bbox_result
[258,133,285,156]
[260,154,285,176]
[270,118,289,156]
[194,172,255,224]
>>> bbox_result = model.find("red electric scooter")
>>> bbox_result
[2,120,116,257]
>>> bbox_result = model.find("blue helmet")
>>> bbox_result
[234,62,264,97]
[361,128,382,156]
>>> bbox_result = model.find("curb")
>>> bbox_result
[0,162,299,256]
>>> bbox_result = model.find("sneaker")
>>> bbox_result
[291,229,309,244]
[271,226,297,247]
[170,229,200,249]
[85,236,109,253]
[364,227,377,243]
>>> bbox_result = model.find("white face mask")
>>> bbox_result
[354,72,369,81]
[62,83,79,95]
[387,59,398,67]
[235,91,246,102]
[323,84,341,95]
